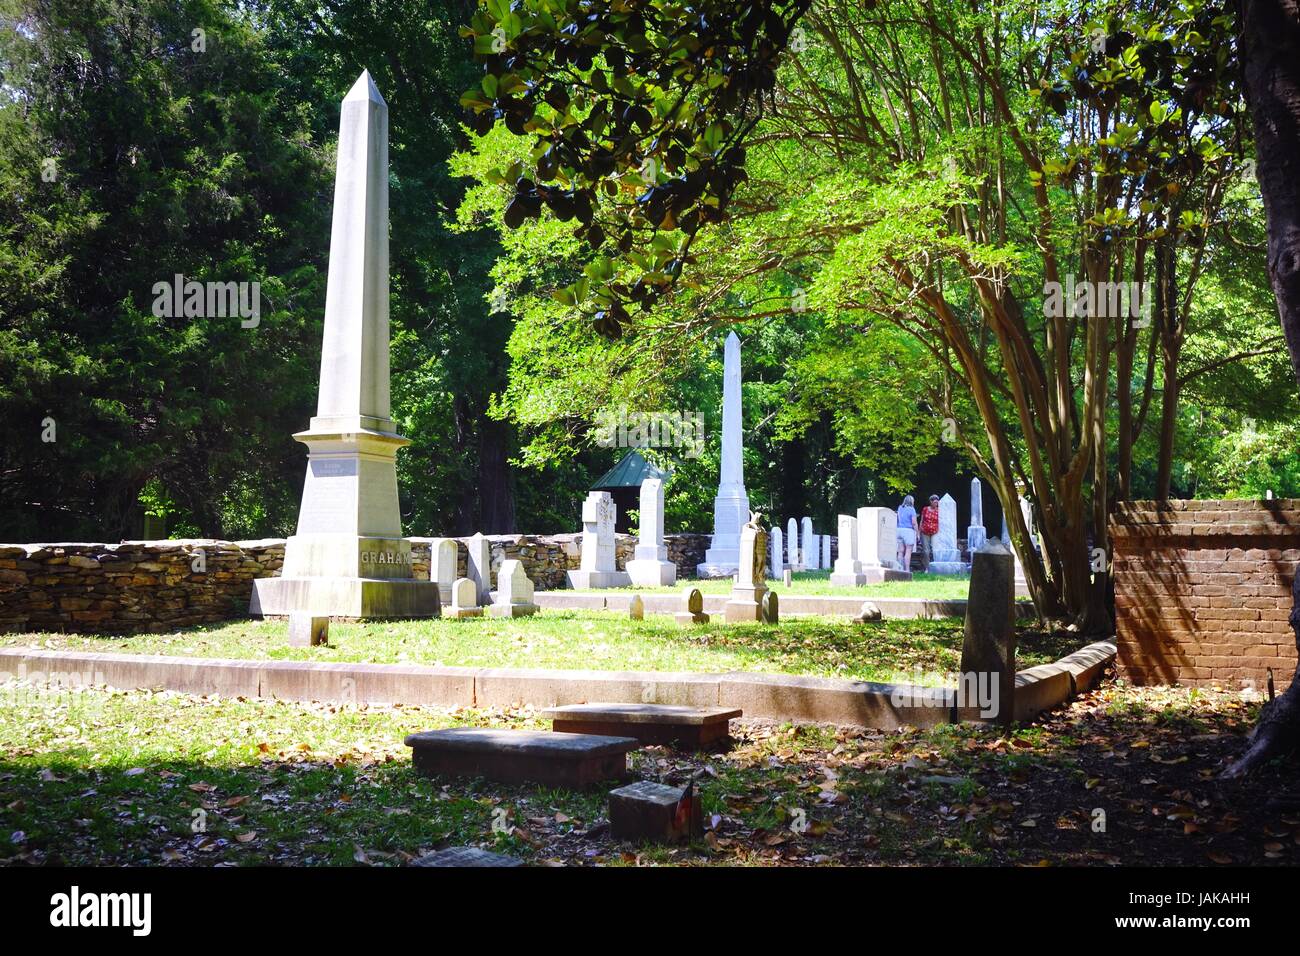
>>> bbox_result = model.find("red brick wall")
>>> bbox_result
[1111,500,1299,690]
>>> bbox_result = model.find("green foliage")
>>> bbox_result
[0,0,327,539]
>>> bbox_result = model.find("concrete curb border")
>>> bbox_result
[0,639,1116,729]
[533,591,1036,620]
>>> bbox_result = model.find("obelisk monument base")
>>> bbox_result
[251,424,440,618]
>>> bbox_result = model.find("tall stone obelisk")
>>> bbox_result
[251,72,439,619]
[697,331,750,577]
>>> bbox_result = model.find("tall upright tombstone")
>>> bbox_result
[966,477,987,554]
[821,535,831,570]
[430,538,458,605]
[857,507,910,583]
[567,491,631,588]
[251,73,438,619]
[786,517,800,571]
[801,517,818,570]
[697,332,750,578]
[829,514,867,586]
[626,478,676,586]
[926,493,967,574]
[769,526,783,579]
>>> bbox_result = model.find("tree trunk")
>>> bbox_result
[476,415,517,533]
[1224,0,1300,777]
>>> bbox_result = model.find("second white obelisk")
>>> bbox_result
[697,331,750,577]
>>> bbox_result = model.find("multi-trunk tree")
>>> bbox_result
[459,0,1255,631]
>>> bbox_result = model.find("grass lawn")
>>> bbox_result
[0,612,1075,684]
[616,569,972,599]
[2,678,1296,866]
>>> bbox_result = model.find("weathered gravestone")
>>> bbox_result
[724,521,767,623]
[628,594,644,620]
[447,577,482,619]
[626,478,677,586]
[761,589,779,624]
[769,526,784,579]
[567,491,631,588]
[786,517,800,571]
[674,587,709,626]
[430,538,457,605]
[958,540,1015,725]
[467,532,492,605]
[489,559,539,618]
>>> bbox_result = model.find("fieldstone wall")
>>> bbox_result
[0,540,285,634]
[0,533,717,634]
[1111,500,1299,691]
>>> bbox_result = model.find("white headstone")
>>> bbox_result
[431,538,457,603]
[489,559,538,617]
[448,576,483,618]
[857,507,898,570]
[251,72,438,620]
[821,535,831,569]
[769,526,783,578]
[697,332,750,578]
[627,478,676,586]
[927,493,967,573]
[829,514,867,586]
[567,491,630,588]
[801,517,817,570]
[787,517,800,570]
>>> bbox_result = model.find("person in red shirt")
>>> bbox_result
[919,495,941,571]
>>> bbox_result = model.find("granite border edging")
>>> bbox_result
[0,639,1117,729]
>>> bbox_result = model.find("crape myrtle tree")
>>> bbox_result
[458,0,1246,631]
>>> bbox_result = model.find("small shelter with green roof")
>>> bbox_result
[591,450,668,533]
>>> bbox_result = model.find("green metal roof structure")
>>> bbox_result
[591,450,668,490]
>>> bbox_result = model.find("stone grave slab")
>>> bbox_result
[412,846,523,867]
[404,728,637,789]
[541,703,742,750]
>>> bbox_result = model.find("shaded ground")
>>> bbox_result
[2,673,1295,866]
[0,613,1071,684]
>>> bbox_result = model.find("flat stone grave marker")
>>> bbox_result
[412,846,523,867]
[609,780,702,844]
[404,728,638,789]
[541,703,742,750]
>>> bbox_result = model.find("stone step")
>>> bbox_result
[404,728,638,789]
[542,703,741,750]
